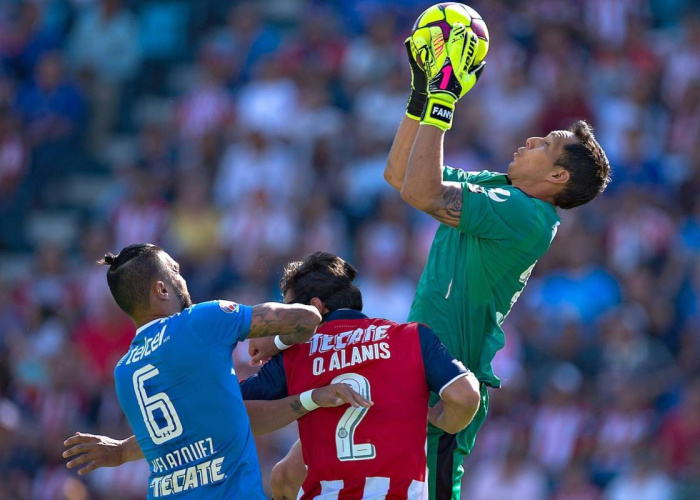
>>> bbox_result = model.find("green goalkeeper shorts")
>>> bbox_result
[426,383,489,500]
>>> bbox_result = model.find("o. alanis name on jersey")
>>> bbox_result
[309,325,391,376]
[149,436,227,497]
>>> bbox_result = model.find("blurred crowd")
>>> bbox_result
[0,0,699,498]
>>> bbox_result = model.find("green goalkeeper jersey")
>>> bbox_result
[408,167,561,388]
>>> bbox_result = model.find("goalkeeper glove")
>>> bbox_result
[405,37,427,121]
[418,23,485,132]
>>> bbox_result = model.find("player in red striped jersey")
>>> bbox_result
[242,252,480,499]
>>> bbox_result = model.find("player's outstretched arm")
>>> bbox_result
[63,433,144,475]
[400,25,484,228]
[429,372,480,434]
[62,384,371,476]
[384,38,425,192]
[385,116,420,192]
[402,126,464,227]
[249,303,322,344]
[246,383,373,436]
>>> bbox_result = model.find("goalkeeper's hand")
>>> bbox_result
[405,37,428,121]
[418,23,485,131]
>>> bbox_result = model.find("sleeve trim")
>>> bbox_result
[238,305,253,342]
[438,372,470,398]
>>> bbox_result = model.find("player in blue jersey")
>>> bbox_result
[67,243,369,499]
[64,251,479,500]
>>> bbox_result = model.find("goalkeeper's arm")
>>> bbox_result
[384,38,426,192]
[400,24,483,228]
[401,125,465,228]
[385,116,420,192]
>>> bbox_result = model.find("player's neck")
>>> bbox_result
[132,307,178,330]
[510,179,557,205]
[132,314,164,330]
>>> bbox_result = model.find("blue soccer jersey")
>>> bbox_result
[114,300,265,499]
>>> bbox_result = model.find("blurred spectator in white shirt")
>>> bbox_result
[342,12,399,89]
[214,129,300,209]
[604,449,675,500]
[110,168,168,250]
[530,363,592,474]
[236,56,299,139]
[467,433,548,500]
[68,0,141,150]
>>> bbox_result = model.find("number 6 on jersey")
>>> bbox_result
[133,364,183,444]
[333,373,375,461]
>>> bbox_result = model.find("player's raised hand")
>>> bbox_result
[421,23,485,132]
[405,37,428,121]
[62,432,127,475]
[441,23,485,100]
[312,383,373,409]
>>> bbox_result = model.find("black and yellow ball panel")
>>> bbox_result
[412,2,489,66]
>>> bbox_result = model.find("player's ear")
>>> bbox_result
[309,297,328,315]
[549,167,570,185]
[153,280,169,301]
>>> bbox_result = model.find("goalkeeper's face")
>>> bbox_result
[507,130,576,184]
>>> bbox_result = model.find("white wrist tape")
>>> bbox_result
[300,390,319,411]
[274,335,291,351]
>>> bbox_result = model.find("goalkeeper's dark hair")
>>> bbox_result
[553,120,611,209]
[280,252,363,312]
[98,243,168,316]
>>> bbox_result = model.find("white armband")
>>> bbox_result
[300,390,320,412]
[274,335,292,351]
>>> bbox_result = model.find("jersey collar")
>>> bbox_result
[323,308,367,323]
[135,317,164,335]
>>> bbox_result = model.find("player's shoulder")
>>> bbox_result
[471,180,557,213]
[399,322,446,357]
[362,318,422,341]
[391,321,433,338]
[510,188,561,225]
[464,180,533,208]
[504,190,561,249]
[183,300,243,318]
[465,170,510,186]
[503,188,561,236]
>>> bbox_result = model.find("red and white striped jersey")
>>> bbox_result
[277,309,468,500]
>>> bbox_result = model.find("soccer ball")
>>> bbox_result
[411,3,489,71]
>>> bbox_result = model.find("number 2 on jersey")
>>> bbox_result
[332,373,375,461]
[133,364,183,444]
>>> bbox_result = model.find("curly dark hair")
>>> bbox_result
[553,120,611,209]
[280,252,363,312]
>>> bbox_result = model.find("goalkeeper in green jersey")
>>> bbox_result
[264,25,610,500]
[383,25,611,500]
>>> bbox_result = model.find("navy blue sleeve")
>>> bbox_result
[239,354,288,401]
[418,324,469,395]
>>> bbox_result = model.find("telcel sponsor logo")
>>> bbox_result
[127,325,169,365]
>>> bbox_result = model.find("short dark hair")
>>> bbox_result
[280,252,363,312]
[554,120,611,209]
[98,243,168,316]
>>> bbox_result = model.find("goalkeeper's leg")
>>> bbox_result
[271,439,306,500]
